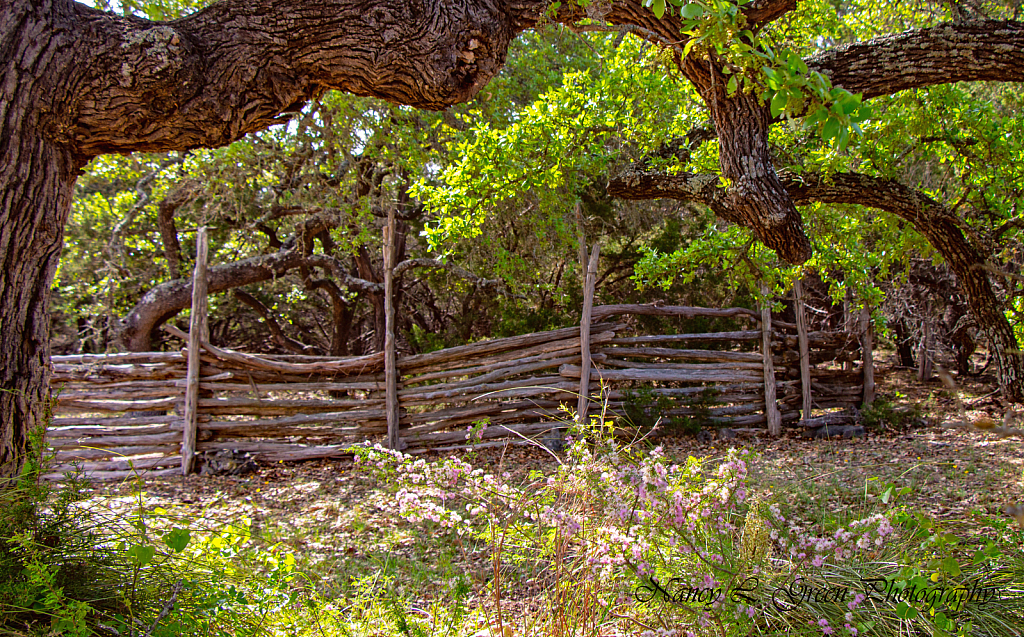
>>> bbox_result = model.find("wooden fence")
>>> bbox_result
[46,297,870,481]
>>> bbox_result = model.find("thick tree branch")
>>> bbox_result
[63,0,529,157]
[808,20,1024,99]
[608,170,723,206]
[59,0,808,160]
[118,247,305,350]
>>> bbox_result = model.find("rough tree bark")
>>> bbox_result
[3,0,1024,477]
[682,60,812,263]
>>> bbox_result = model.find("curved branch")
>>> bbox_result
[808,20,1024,99]
[118,247,305,351]
[65,0,530,157]
[58,0,808,160]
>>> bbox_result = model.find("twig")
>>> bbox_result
[141,579,183,637]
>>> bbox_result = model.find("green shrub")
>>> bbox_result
[861,394,926,431]
[0,426,309,636]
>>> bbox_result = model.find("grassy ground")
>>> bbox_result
[70,361,1024,636]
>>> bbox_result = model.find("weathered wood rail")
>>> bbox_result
[45,299,870,481]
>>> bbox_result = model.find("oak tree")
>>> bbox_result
[3,0,1024,480]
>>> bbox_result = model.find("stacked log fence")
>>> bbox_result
[49,352,190,481]
[46,303,871,481]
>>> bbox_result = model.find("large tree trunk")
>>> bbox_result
[684,60,813,264]
[0,2,78,478]
[0,143,75,480]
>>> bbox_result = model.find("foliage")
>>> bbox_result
[352,402,1024,636]
[0,434,310,636]
[860,394,927,432]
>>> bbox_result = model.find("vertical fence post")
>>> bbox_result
[861,306,875,406]
[794,278,813,422]
[760,284,782,436]
[182,227,208,476]
[576,244,600,426]
[917,312,934,382]
[383,208,403,450]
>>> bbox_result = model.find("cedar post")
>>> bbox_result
[917,314,934,382]
[861,306,876,406]
[383,208,403,450]
[760,284,782,436]
[794,278,813,421]
[181,227,208,475]
[576,244,600,425]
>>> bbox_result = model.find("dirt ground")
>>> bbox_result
[80,355,1024,607]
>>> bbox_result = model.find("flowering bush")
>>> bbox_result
[353,424,1021,637]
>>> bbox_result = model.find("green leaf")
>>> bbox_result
[840,97,861,115]
[770,91,789,118]
[896,601,918,620]
[681,3,704,18]
[163,527,191,553]
[127,544,156,566]
[822,116,842,141]
[726,75,738,97]
[941,556,961,576]
[652,0,666,18]
[837,126,851,151]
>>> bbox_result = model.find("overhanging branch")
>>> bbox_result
[808,20,1024,99]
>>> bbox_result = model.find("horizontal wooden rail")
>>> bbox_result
[46,312,865,480]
